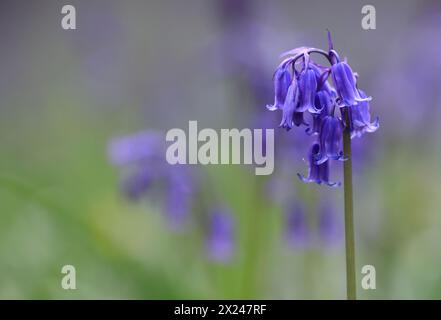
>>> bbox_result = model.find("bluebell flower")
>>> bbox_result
[206,209,235,263]
[267,66,292,111]
[297,143,340,187]
[331,61,371,106]
[346,90,379,138]
[315,116,345,164]
[306,88,334,135]
[279,80,299,130]
[296,66,318,113]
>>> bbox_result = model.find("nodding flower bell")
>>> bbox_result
[306,87,334,135]
[316,115,345,164]
[267,66,292,111]
[297,143,340,187]
[296,65,318,113]
[346,89,379,138]
[331,61,371,107]
[266,32,378,187]
[279,79,300,130]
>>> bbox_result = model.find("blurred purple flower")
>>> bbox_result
[108,131,195,230]
[206,209,235,263]
[165,167,194,230]
[108,131,163,166]
[318,202,342,246]
[285,204,310,248]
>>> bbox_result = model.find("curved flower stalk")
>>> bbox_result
[266,32,379,300]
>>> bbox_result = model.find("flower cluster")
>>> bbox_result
[267,32,379,186]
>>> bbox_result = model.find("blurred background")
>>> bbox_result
[1,0,441,299]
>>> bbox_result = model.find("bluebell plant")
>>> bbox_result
[266,32,378,299]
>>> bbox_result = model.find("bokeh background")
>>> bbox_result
[1,0,441,299]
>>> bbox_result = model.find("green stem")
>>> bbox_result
[343,114,356,300]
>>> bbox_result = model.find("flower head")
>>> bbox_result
[266,32,378,187]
